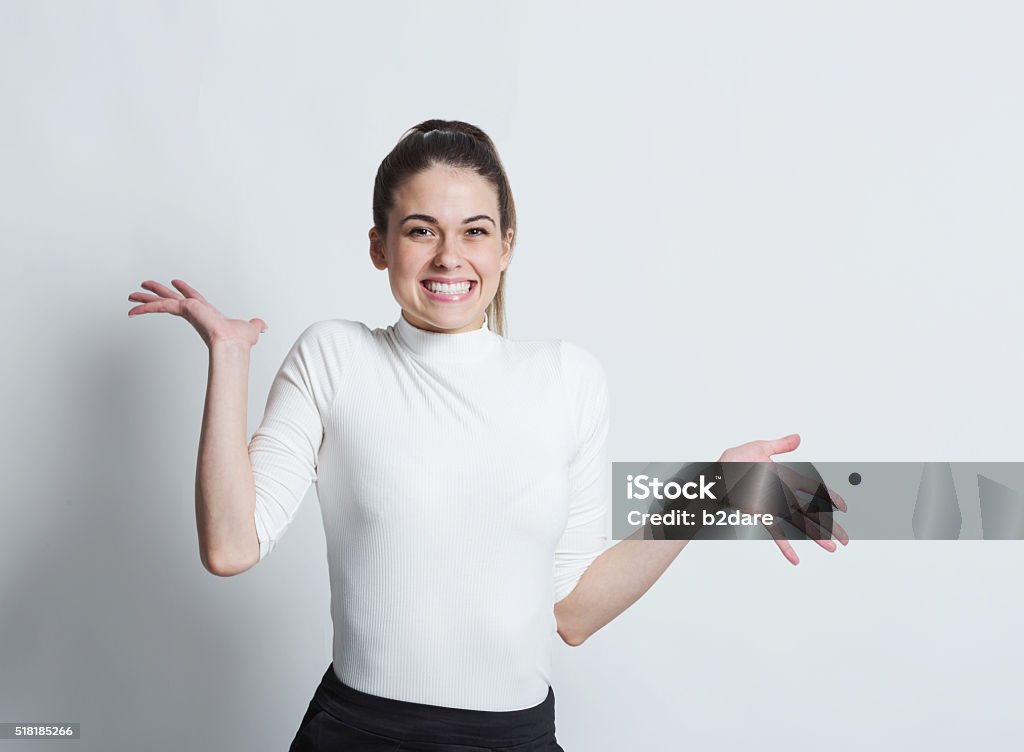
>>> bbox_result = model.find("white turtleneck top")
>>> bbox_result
[248,313,610,711]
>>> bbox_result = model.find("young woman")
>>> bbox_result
[127,120,846,751]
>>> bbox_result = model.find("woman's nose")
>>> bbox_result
[433,237,463,268]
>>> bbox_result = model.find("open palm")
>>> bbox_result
[717,433,849,565]
[127,279,268,349]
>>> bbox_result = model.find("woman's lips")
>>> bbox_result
[420,280,477,302]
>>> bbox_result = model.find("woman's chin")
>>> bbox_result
[407,308,484,334]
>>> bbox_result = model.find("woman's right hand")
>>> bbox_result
[127,279,268,349]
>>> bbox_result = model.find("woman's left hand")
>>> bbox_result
[717,433,849,565]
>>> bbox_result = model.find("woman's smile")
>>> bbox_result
[420,278,477,302]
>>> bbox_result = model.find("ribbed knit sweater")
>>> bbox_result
[248,312,610,711]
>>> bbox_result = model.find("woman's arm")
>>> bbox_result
[195,339,261,576]
[555,533,686,646]
[127,279,268,577]
[554,435,849,645]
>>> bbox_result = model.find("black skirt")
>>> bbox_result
[288,663,566,751]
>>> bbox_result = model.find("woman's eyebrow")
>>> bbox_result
[400,213,496,226]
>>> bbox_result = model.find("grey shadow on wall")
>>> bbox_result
[0,319,265,750]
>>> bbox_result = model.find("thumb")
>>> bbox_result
[763,433,800,456]
[250,318,268,333]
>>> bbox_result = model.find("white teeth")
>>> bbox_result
[424,281,471,294]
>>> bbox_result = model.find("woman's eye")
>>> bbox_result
[408,227,487,237]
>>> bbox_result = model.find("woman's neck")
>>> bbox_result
[393,310,496,363]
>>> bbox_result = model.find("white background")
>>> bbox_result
[1,1,1022,749]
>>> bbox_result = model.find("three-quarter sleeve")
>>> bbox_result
[553,340,612,603]
[249,322,333,561]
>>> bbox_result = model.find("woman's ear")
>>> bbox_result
[500,228,513,271]
[368,227,388,270]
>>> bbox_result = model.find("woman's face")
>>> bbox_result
[369,165,512,334]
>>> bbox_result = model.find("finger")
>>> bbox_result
[805,480,847,512]
[140,280,185,300]
[761,433,800,457]
[250,318,268,333]
[128,292,160,304]
[781,509,837,552]
[824,485,848,513]
[764,520,800,565]
[127,299,183,317]
[800,510,850,546]
[785,481,850,542]
[793,506,849,547]
[800,517,838,552]
[170,279,209,303]
[831,517,849,545]
[776,465,848,512]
